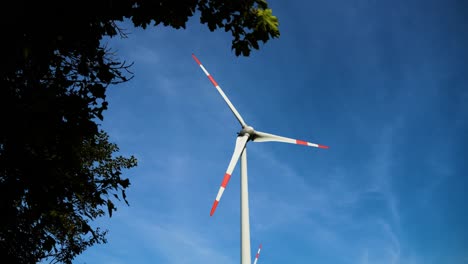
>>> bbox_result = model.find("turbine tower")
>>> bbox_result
[192,54,328,264]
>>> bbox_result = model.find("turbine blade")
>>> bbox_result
[192,54,247,128]
[253,244,262,264]
[253,130,329,149]
[210,134,250,216]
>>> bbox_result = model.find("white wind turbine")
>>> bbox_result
[192,54,328,264]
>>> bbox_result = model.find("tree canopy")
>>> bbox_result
[0,1,280,263]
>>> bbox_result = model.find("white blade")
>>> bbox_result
[253,244,262,264]
[253,130,329,149]
[192,54,247,128]
[210,134,250,216]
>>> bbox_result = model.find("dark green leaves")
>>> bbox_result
[197,0,280,57]
[107,199,115,218]
[1,1,279,263]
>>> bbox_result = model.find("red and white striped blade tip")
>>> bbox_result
[295,139,329,149]
[192,53,202,65]
[210,172,233,216]
[210,200,218,216]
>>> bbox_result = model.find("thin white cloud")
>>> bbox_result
[366,118,406,228]
[136,221,236,264]
[243,118,408,264]
[359,249,370,264]
[379,219,401,264]
[126,44,161,66]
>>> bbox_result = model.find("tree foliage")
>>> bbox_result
[0,1,280,263]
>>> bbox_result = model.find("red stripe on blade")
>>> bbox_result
[318,144,329,149]
[259,244,262,249]
[207,75,219,87]
[210,200,219,216]
[256,253,260,258]
[296,139,308,145]
[192,54,201,65]
[221,173,231,188]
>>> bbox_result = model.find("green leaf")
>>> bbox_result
[255,9,280,38]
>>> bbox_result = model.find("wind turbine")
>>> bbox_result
[192,54,328,264]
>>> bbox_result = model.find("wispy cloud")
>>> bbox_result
[133,220,236,264]
[367,120,404,227]
[359,249,369,264]
[379,219,401,264]
[242,117,407,264]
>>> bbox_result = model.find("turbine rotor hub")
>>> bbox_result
[239,126,255,137]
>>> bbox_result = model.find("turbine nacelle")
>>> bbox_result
[238,126,255,138]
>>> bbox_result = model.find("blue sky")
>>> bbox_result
[73,0,467,263]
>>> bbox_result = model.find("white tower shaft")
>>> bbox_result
[241,148,251,264]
